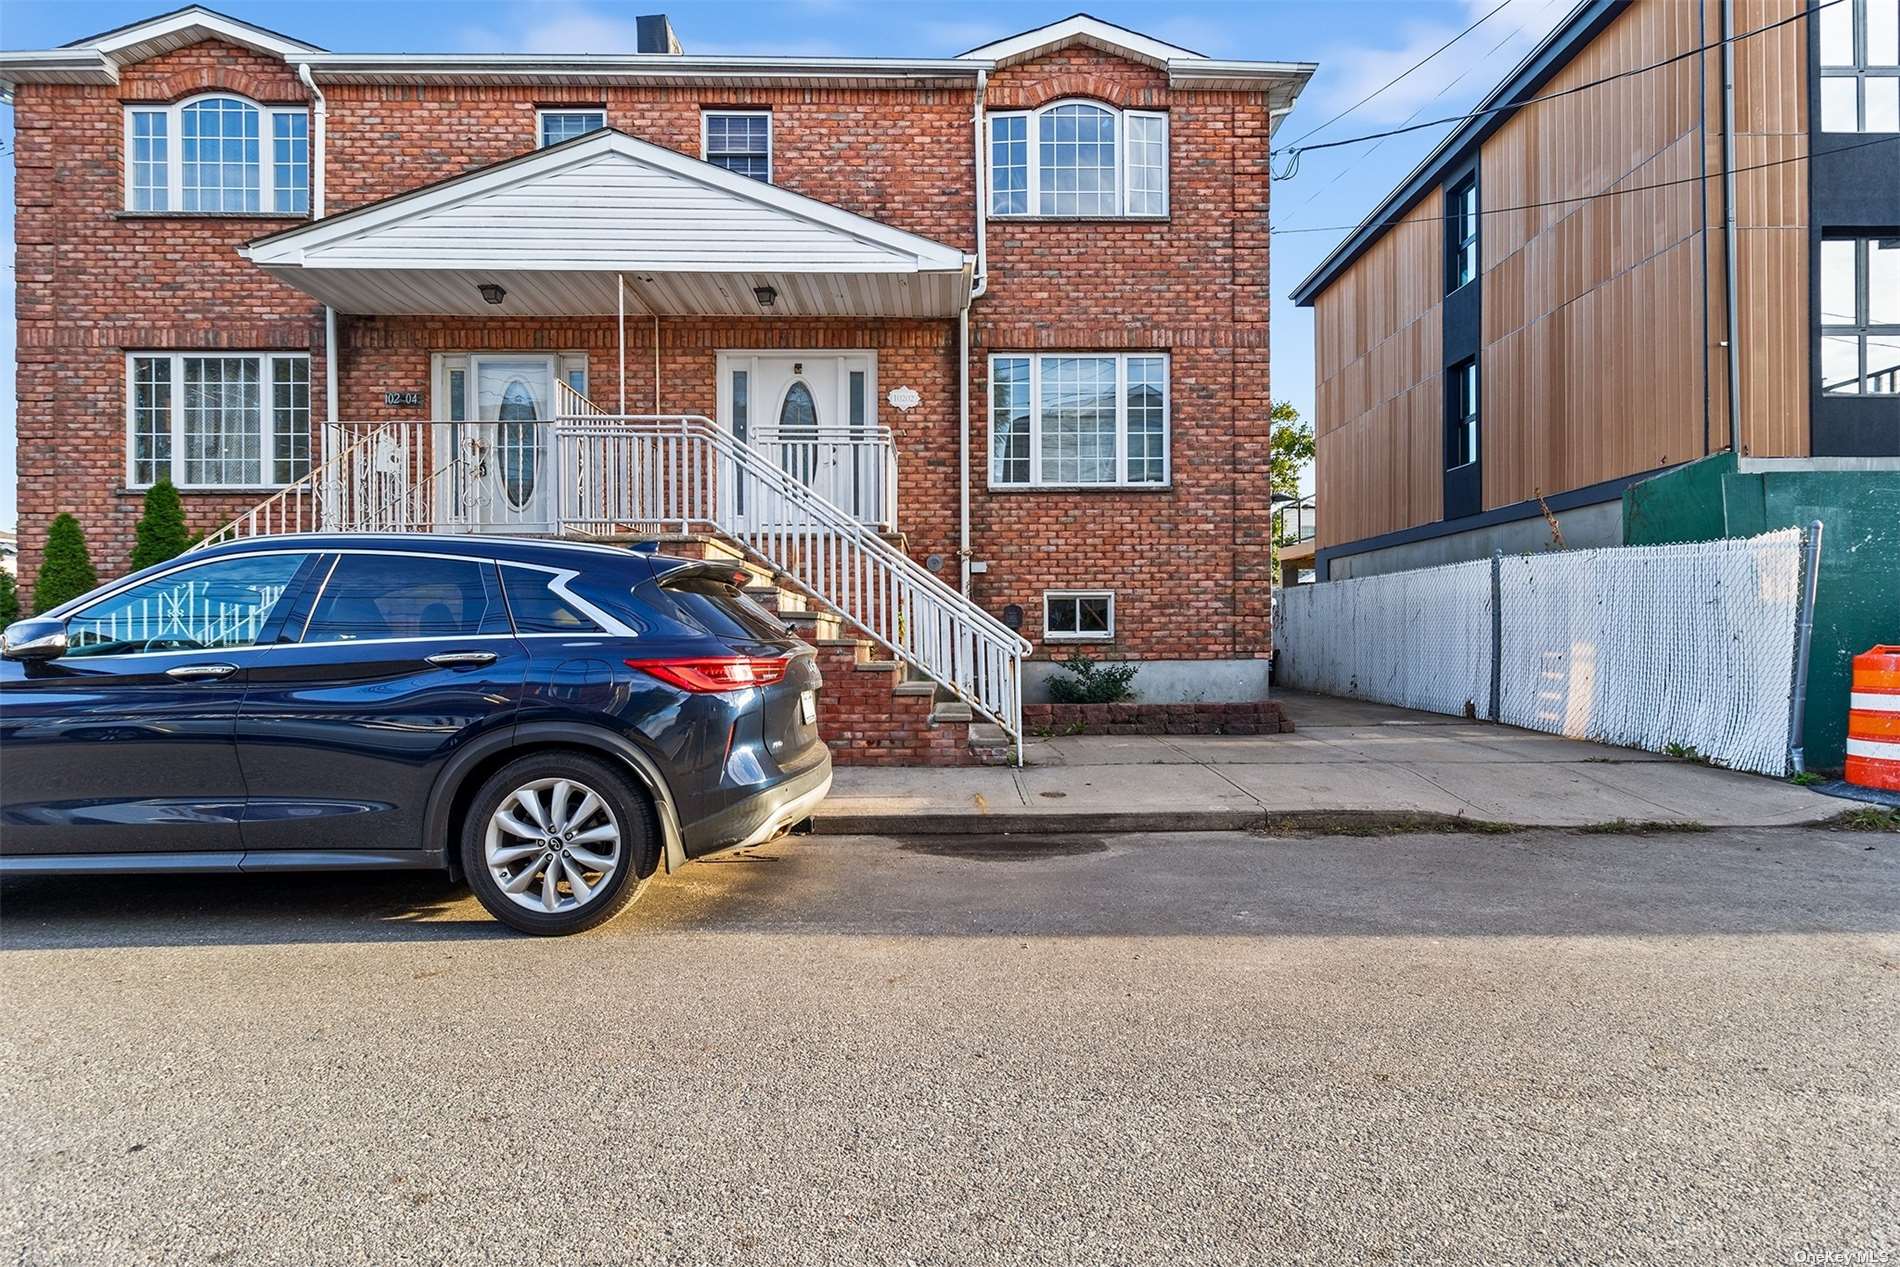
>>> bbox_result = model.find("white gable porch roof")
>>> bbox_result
[240,130,972,319]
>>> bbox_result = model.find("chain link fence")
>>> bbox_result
[1274,528,1809,775]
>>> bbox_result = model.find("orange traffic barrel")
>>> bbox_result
[1846,646,1900,791]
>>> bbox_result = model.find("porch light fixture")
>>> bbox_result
[477,283,507,306]
[752,285,777,309]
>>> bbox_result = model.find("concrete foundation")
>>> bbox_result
[1025,656,1270,704]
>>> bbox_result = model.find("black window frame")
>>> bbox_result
[1446,357,1480,471]
[1818,232,1900,396]
[1446,174,1480,293]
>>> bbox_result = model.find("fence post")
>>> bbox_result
[1489,548,1503,723]
[1787,519,1825,775]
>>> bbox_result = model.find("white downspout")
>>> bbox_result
[960,68,989,597]
[653,315,661,413]
[617,274,627,414]
[299,62,341,526]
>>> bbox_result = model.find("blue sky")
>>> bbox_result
[0,0,1575,529]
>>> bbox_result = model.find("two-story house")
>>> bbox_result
[1292,0,1897,580]
[0,7,1314,763]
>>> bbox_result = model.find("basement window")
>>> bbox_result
[1044,591,1115,642]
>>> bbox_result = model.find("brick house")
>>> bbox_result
[0,7,1313,761]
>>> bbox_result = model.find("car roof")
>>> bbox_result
[194,533,657,571]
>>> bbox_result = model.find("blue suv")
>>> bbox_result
[0,535,832,935]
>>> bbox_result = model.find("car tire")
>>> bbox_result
[459,752,661,936]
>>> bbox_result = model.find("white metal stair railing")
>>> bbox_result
[554,413,1032,758]
[196,420,436,549]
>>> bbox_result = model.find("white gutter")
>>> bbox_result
[959,69,989,597]
[296,62,327,218]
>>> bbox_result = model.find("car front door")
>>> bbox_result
[0,550,315,858]
[234,550,530,855]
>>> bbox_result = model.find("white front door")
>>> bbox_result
[435,353,587,534]
[715,351,881,525]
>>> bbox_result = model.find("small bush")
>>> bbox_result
[33,514,98,614]
[0,570,19,627]
[1046,651,1138,705]
[130,477,193,571]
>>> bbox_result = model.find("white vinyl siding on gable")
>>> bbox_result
[124,95,308,213]
[988,101,1167,217]
[988,353,1170,488]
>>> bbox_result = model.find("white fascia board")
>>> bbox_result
[242,131,968,274]
[957,16,1202,68]
[81,7,322,60]
[0,49,119,94]
[300,53,989,83]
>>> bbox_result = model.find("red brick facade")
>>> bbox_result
[10,30,1280,672]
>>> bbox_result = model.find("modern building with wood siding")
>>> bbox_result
[1290,0,1898,580]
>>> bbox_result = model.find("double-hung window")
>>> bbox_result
[124,96,308,213]
[1820,0,1900,132]
[989,352,1170,488]
[538,108,607,147]
[987,101,1168,217]
[128,352,312,489]
[1446,175,1480,291]
[1820,236,1900,395]
[1448,358,1480,468]
[703,111,771,181]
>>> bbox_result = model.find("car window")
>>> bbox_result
[302,554,499,643]
[64,553,306,657]
[500,566,602,634]
[657,575,788,643]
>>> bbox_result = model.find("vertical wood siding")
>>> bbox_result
[1312,190,1443,548]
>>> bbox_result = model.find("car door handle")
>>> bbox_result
[165,663,239,681]
[427,650,498,667]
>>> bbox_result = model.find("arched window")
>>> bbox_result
[125,95,309,214]
[988,100,1168,218]
[777,380,819,485]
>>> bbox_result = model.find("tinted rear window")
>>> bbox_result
[304,554,499,642]
[658,576,788,643]
[501,566,602,634]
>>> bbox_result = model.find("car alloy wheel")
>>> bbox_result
[482,777,622,915]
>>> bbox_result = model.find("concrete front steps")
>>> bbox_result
[649,534,995,766]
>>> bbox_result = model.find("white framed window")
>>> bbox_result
[538,108,607,148]
[1044,591,1115,642]
[126,352,311,489]
[988,352,1170,488]
[123,95,309,213]
[703,110,771,181]
[1819,0,1900,132]
[987,101,1168,217]
[1820,236,1900,395]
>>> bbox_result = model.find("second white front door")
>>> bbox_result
[715,351,881,524]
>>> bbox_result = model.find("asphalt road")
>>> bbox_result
[2,827,1896,1266]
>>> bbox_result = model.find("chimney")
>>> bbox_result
[636,15,682,54]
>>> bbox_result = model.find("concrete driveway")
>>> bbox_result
[824,689,1844,831]
[2,826,1895,1264]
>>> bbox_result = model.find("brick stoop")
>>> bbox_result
[660,548,983,767]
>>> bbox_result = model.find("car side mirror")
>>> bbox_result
[1,618,69,662]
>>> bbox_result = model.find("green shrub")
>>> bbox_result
[130,477,193,571]
[0,570,19,627]
[32,514,98,614]
[1046,650,1139,705]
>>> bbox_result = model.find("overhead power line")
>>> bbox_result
[1279,0,1518,152]
[1272,0,1844,159]
[1272,133,1898,238]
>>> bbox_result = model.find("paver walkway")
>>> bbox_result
[818,690,1844,832]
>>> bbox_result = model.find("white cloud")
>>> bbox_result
[1305,0,1570,131]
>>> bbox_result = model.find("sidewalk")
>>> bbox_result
[814,690,1844,833]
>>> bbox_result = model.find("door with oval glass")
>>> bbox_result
[434,353,587,534]
[716,351,882,528]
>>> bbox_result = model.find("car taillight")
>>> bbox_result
[626,656,789,693]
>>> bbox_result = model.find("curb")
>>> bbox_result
[809,808,1841,836]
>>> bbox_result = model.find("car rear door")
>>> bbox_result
[0,550,316,858]
[234,550,530,856]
